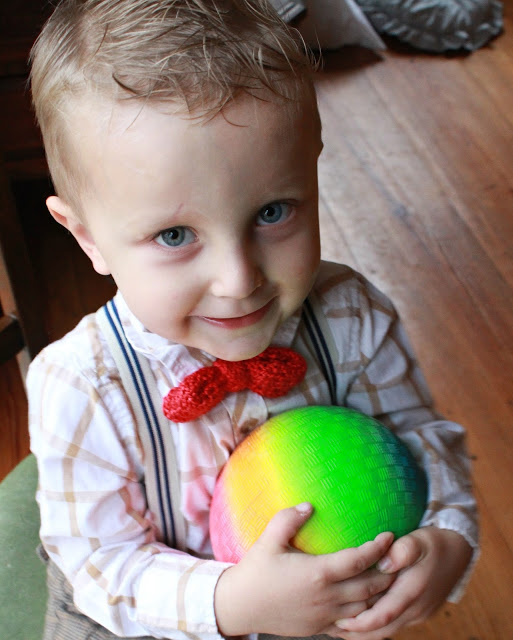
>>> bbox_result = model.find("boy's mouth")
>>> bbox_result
[199,299,275,329]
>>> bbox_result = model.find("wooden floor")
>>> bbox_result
[313,15,513,640]
[2,5,513,639]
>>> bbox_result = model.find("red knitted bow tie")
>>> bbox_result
[163,346,307,422]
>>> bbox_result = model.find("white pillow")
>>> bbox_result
[270,0,386,50]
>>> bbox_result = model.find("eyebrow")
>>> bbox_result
[128,202,189,240]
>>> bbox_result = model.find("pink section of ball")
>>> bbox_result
[210,469,243,563]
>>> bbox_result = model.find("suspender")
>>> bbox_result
[302,294,338,405]
[97,294,337,551]
[97,299,187,551]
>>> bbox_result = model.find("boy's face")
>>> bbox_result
[50,91,322,361]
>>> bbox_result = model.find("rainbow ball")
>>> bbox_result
[210,406,427,563]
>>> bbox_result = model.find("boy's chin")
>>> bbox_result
[205,343,271,362]
[198,334,277,362]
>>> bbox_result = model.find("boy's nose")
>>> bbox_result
[210,249,263,300]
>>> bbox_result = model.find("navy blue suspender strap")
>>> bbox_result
[97,299,186,551]
[302,295,338,405]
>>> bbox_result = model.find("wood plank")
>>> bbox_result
[0,358,29,482]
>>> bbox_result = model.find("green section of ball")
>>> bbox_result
[261,406,428,553]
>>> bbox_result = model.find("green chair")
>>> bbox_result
[0,454,46,639]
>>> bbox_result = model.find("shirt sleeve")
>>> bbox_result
[326,271,479,601]
[27,340,232,639]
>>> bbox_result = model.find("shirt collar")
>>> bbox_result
[113,291,303,380]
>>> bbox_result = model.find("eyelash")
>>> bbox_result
[255,202,292,226]
[154,227,197,248]
[154,201,293,249]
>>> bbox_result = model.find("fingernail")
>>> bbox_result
[377,557,392,572]
[295,502,312,515]
[335,619,349,630]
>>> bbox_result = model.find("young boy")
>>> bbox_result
[28,1,478,639]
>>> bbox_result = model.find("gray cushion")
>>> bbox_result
[355,0,503,52]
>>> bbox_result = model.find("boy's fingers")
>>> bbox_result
[335,573,418,634]
[335,567,395,606]
[377,533,423,573]
[328,532,394,581]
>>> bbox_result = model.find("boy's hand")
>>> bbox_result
[334,527,473,639]
[214,503,395,637]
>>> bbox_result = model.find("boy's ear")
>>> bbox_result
[46,195,111,276]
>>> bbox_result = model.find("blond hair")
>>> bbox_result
[30,0,315,212]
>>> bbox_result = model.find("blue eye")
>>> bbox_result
[256,202,291,226]
[155,226,196,248]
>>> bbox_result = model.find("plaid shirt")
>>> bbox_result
[28,261,478,639]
